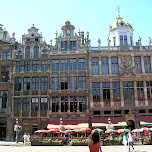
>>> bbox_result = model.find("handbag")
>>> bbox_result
[99,142,102,152]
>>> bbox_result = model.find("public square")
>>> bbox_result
[0,141,151,152]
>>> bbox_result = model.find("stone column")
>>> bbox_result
[86,95,89,113]
[134,81,138,106]
[131,55,135,68]
[141,56,145,74]
[144,81,148,106]
[108,56,112,75]
[110,81,114,107]
[77,95,79,113]
[100,81,103,107]
[89,57,92,75]
[68,96,70,113]
[99,57,102,75]
[120,81,124,107]
[118,56,121,70]
[89,82,93,108]
[58,95,61,113]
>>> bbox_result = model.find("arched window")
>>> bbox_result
[34,46,39,58]
[25,46,30,58]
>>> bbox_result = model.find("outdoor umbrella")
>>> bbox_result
[34,130,48,133]
[71,129,81,133]
[105,129,117,134]
[47,129,60,133]
[64,130,73,133]
[131,129,139,133]
[91,128,103,133]
[138,128,151,132]
[117,129,130,133]
[80,128,91,133]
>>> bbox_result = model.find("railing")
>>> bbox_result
[124,101,135,107]
[89,45,152,52]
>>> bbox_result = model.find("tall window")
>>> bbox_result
[120,35,127,45]
[25,46,30,58]
[32,98,39,111]
[134,56,142,74]
[93,82,100,100]
[79,96,86,112]
[70,96,77,112]
[24,61,31,72]
[61,59,67,71]
[113,37,116,46]
[70,41,76,51]
[61,41,67,51]
[111,57,118,75]
[14,98,21,112]
[23,78,30,91]
[0,91,8,109]
[70,58,76,71]
[79,58,85,71]
[14,78,22,91]
[137,81,144,100]
[61,96,68,112]
[52,59,59,72]
[41,77,48,90]
[16,61,22,72]
[113,82,120,100]
[61,77,68,90]
[52,97,59,112]
[103,82,110,100]
[102,57,109,75]
[33,61,39,71]
[32,77,39,90]
[40,98,48,111]
[123,81,134,101]
[52,78,59,90]
[1,66,9,82]
[3,49,10,60]
[22,98,30,112]
[41,60,48,71]
[130,36,133,45]
[144,56,151,74]
[92,57,99,75]
[70,77,77,90]
[34,46,39,58]
[79,77,86,89]
[146,81,152,99]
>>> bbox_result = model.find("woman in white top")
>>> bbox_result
[128,131,135,152]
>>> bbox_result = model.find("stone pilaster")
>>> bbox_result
[144,81,148,106]
[141,56,145,74]
[134,81,138,106]
[120,81,124,107]
[108,56,112,75]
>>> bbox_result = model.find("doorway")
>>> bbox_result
[0,126,6,140]
[126,120,135,130]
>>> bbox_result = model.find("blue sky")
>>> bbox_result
[1,0,152,46]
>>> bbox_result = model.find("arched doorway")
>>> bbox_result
[126,120,135,130]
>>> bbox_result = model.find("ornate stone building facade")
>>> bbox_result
[0,15,152,140]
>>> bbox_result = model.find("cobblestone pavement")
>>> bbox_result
[0,141,151,152]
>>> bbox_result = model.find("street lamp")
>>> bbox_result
[14,118,22,143]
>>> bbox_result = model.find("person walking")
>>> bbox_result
[88,131,102,152]
[128,131,135,152]
[123,133,128,152]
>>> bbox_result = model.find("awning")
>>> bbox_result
[91,117,126,128]
[47,119,88,129]
[138,116,152,126]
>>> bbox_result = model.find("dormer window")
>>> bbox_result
[61,41,67,51]
[31,34,34,37]
[70,41,76,51]
[17,50,22,55]
[121,23,124,27]
[35,38,38,42]
[27,39,30,42]
[42,50,48,54]
[120,35,127,46]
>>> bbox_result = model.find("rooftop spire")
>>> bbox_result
[116,6,120,17]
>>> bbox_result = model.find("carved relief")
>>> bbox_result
[119,56,136,76]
